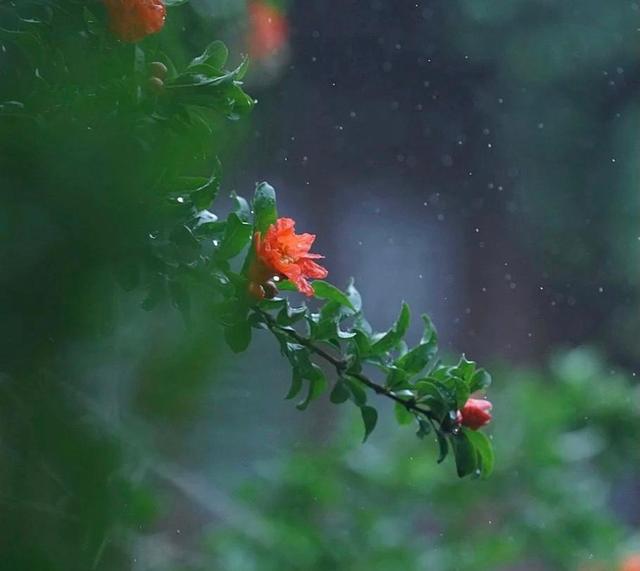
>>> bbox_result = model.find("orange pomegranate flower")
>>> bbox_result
[252,217,327,297]
[104,0,166,43]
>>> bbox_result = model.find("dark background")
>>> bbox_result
[229,0,639,366]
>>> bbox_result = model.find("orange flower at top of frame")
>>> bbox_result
[247,0,289,60]
[104,0,166,43]
[252,217,328,297]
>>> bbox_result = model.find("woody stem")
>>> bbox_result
[254,308,437,421]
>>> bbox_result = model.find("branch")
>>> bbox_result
[254,308,437,421]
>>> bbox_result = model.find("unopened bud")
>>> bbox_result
[248,281,265,300]
[147,76,164,95]
[262,280,278,299]
[457,398,492,430]
[149,61,168,80]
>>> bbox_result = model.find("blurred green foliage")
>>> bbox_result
[197,348,640,571]
[0,2,253,568]
[1,1,638,570]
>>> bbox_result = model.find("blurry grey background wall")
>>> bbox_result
[226,0,639,365]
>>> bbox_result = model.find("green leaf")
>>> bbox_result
[361,406,378,442]
[285,371,303,400]
[330,381,350,404]
[345,377,367,406]
[396,314,438,375]
[309,308,356,342]
[312,281,355,310]
[451,355,476,383]
[435,429,449,463]
[170,225,199,254]
[466,430,495,478]
[164,0,190,6]
[174,167,221,210]
[346,279,362,313]
[415,380,449,421]
[253,182,278,234]
[189,40,228,70]
[451,432,479,478]
[351,330,371,359]
[233,56,250,81]
[370,302,411,355]
[276,301,307,326]
[217,213,252,260]
[469,369,492,393]
[394,402,414,425]
[443,376,470,410]
[278,280,297,292]
[224,321,251,353]
[231,191,251,222]
[386,366,410,389]
[416,417,431,439]
[296,369,327,411]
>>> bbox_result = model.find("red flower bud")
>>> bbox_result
[457,398,492,430]
[104,0,166,43]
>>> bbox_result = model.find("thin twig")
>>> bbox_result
[254,308,436,421]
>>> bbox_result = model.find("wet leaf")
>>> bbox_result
[361,406,378,442]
